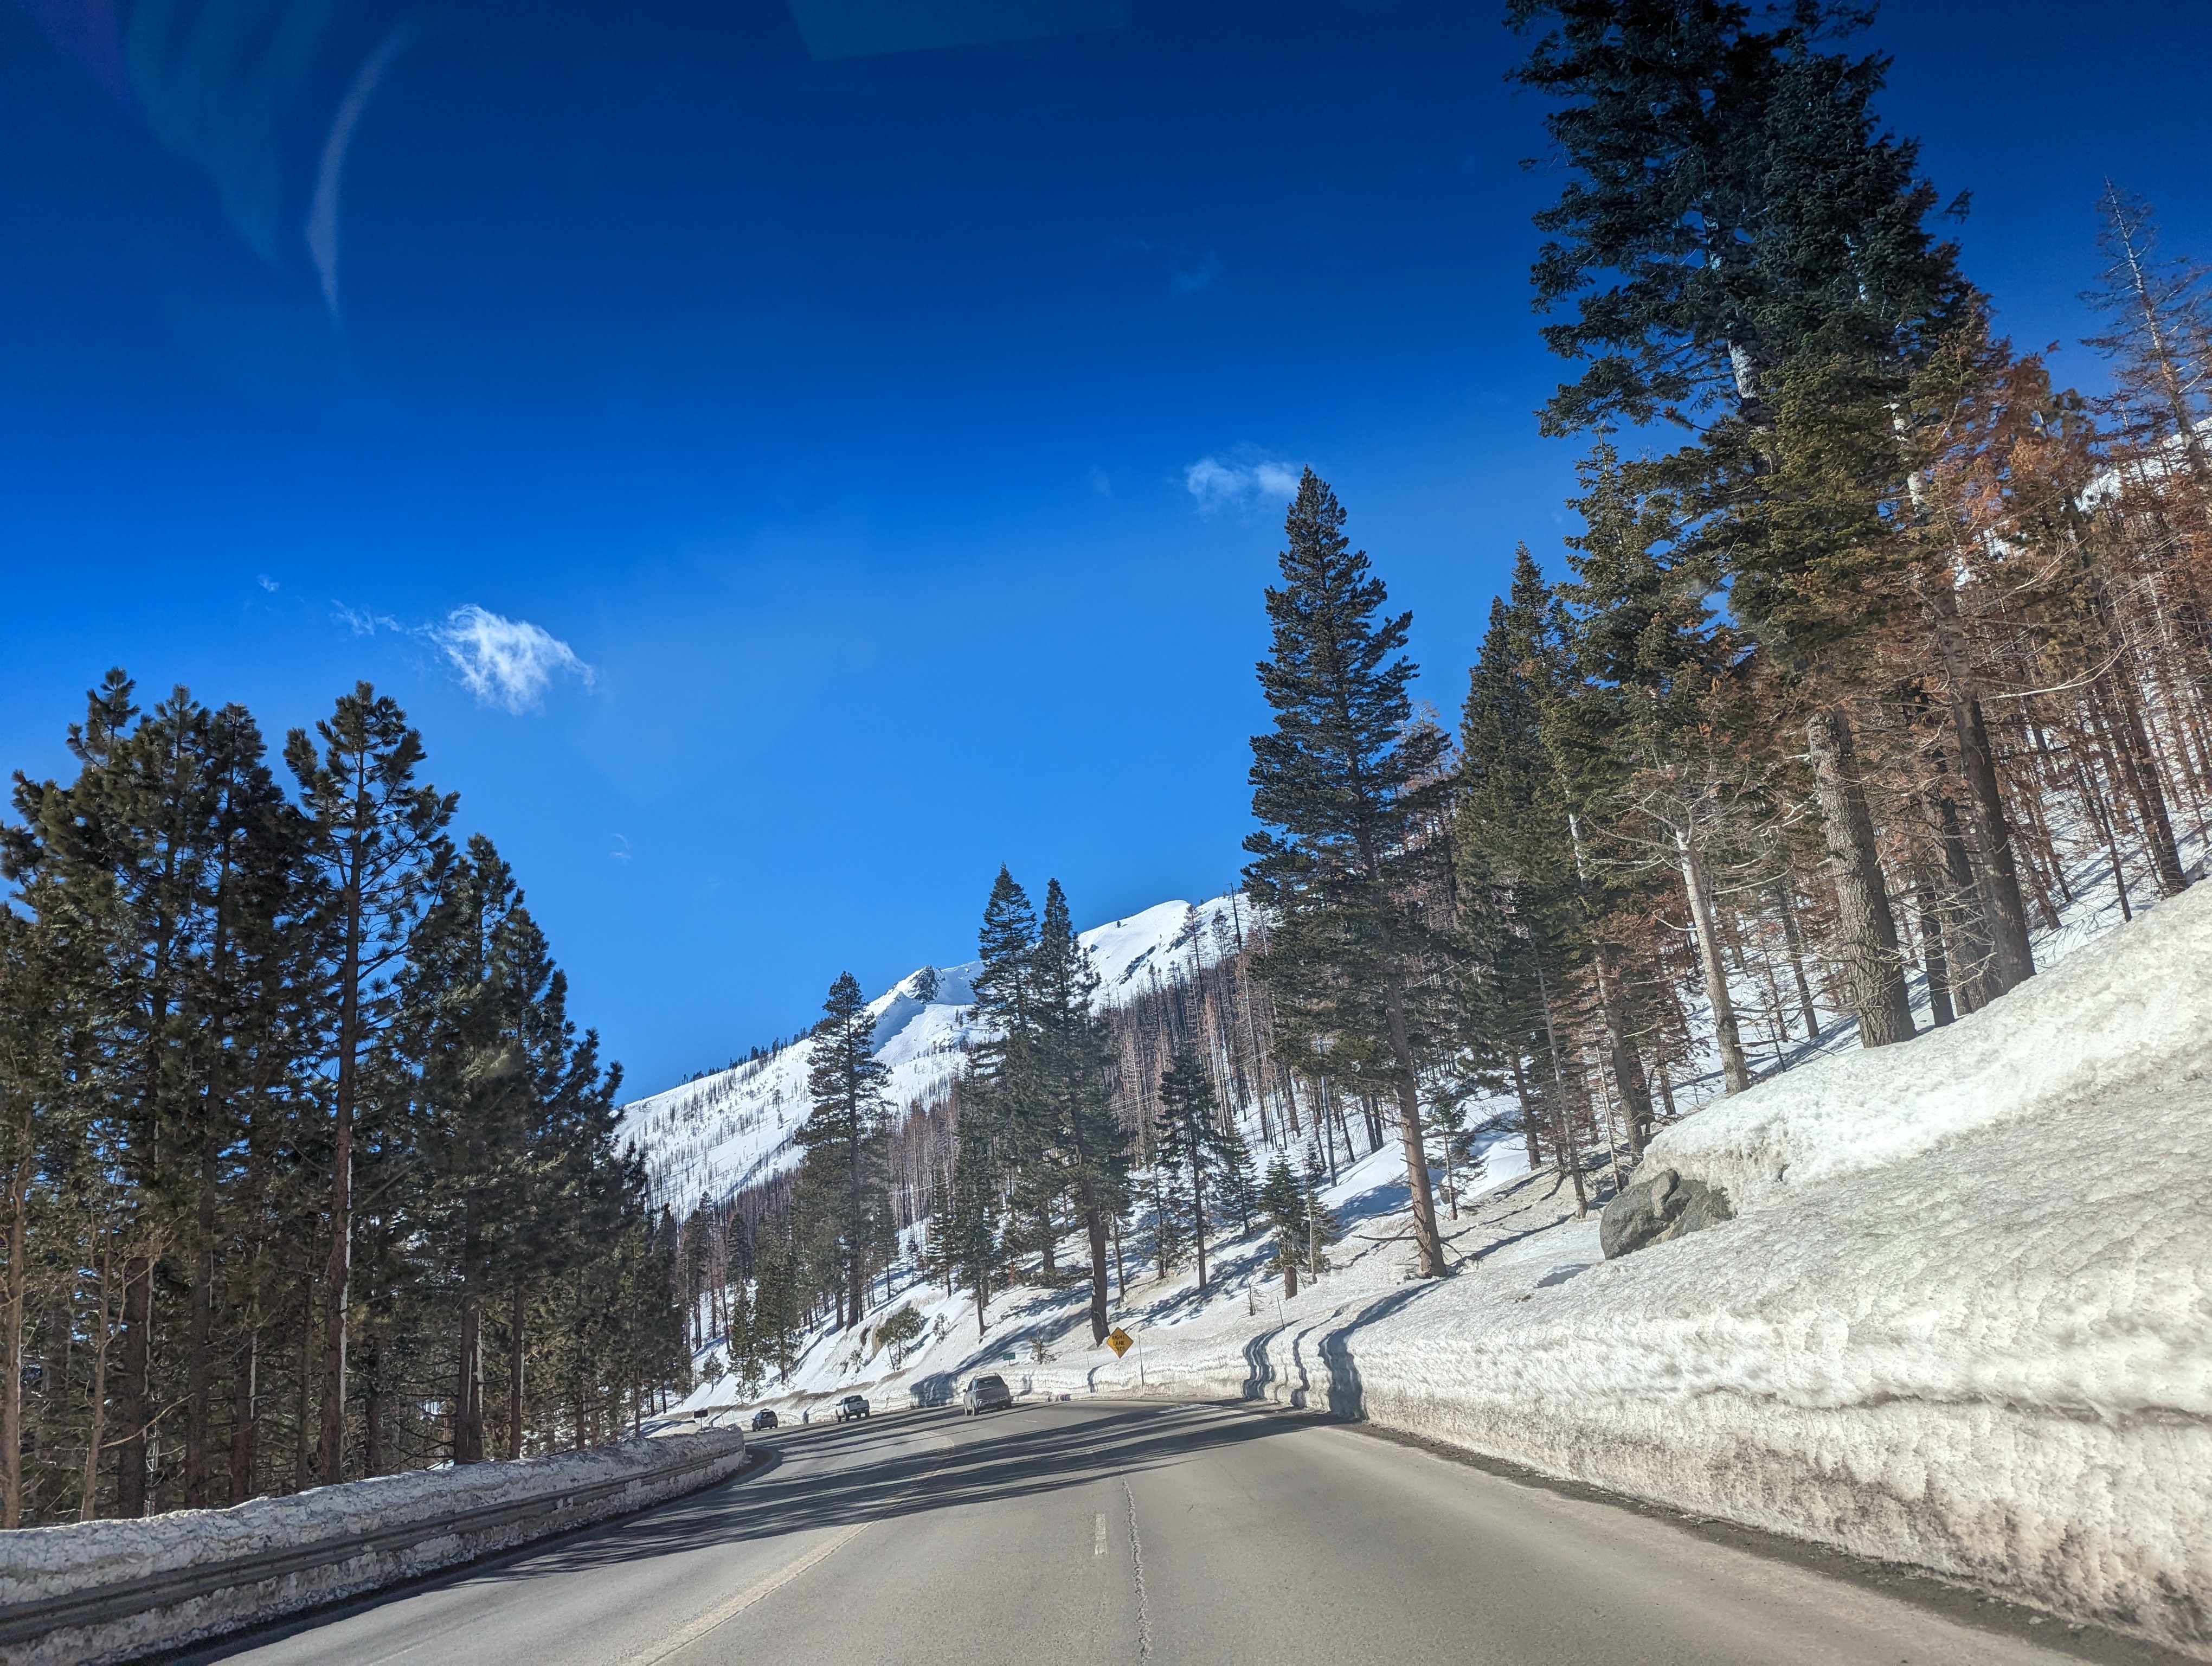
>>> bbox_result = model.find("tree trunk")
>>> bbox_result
[1081,1178,1110,1344]
[184,1162,218,1508]
[1380,978,1446,1277]
[1924,779,1995,1013]
[1805,707,1915,1047]
[1677,836,1751,1093]
[114,1251,152,1517]
[1947,693,2036,989]
[293,1276,316,1494]
[80,1258,113,1522]
[1509,1052,1542,1171]
[228,1317,258,1504]
[2101,680,2190,897]
[361,1330,384,1477]
[507,1285,528,1460]
[1921,580,2035,989]
[0,1118,29,1529]
[1911,862,1956,1027]
[454,1296,483,1464]
[1592,944,1652,1156]
[1772,880,1821,1036]
[320,835,368,1486]
[1530,956,1587,1219]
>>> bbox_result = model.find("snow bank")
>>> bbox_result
[0,1430,747,1666]
[1007,888,2212,1657]
[1650,882,2212,1199]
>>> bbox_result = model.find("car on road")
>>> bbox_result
[835,1394,870,1421]
[750,1408,779,1431]
[962,1373,1014,1415]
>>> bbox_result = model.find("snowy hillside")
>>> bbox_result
[621,896,1249,1206]
[664,877,2212,1658]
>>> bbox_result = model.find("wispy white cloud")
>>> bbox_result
[334,601,402,636]
[258,574,280,593]
[433,605,594,714]
[1184,446,1302,516]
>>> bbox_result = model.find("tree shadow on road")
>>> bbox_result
[361,1404,1307,1603]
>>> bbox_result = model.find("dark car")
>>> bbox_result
[835,1394,870,1421]
[751,1408,779,1431]
[962,1373,1013,1415]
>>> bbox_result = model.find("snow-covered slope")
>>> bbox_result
[670,880,2212,1657]
[621,897,1248,1206]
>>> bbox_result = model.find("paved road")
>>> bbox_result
[203,1400,2144,1666]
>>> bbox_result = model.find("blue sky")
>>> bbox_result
[5,0,2209,1096]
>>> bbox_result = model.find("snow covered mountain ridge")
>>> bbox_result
[619,896,1252,1208]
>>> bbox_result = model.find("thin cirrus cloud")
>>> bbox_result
[333,601,594,713]
[435,605,594,714]
[1184,447,1302,516]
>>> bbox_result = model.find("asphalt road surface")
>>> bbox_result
[198,1400,2159,1666]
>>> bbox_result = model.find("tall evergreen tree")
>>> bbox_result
[1456,585,1590,1200]
[1258,1154,1305,1298]
[1509,0,1980,1046]
[1245,470,1455,1279]
[1027,880,1129,1343]
[1153,1043,1229,1293]
[285,685,455,1482]
[1550,450,1758,1103]
[947,1117,1000,1338]
[798,972,892,1330]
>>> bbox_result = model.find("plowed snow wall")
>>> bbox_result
[0,1430,748,1666]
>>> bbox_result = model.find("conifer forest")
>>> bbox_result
[0,682,684,1527]
[8,1,2211,1530]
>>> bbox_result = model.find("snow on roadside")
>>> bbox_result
[3,1430,748,1666]
[1051,885,2211,1656]
[699,885,2211,1657]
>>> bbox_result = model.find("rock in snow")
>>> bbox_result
[1596,1165,1732,1259]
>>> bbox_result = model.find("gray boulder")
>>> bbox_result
[1599,1165,1734,1259]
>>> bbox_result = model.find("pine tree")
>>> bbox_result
[1300,1146,1341,1280]
[1245,470,1455,1278]
[1154,1043,1227,1292]
[285,685,456,1481]
[1258,1154,1304,1297]
[1026,880,1129,1343]
[962,868,1047,1276]
[1212,1113,1258,1236]
[1549,451,1759,1101]
[1456,585,1590,1203]
[798,972,892,1330]
[1509,0,1978,1048]
[0,675,677,1516]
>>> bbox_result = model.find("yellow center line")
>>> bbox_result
[619,1431,957,1666]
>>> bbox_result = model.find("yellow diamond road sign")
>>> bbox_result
[1106,1327,1134,1359]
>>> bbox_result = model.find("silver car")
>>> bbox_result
[962,1372,1013,1415]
